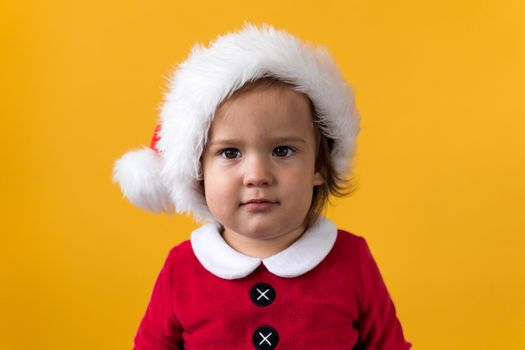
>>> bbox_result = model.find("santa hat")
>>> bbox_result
[113,23,360,222]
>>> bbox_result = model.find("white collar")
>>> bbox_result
[190,216,338,280]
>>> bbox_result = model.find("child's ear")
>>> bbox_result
[313,170,325,186]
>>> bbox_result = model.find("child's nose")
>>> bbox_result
[242,155,274,187]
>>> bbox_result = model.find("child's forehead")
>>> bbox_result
[215,83,312,119]
[207,85,316,143]
[218,77,312,107]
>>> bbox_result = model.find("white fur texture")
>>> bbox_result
[112,147,174,213]
[114,23,360,222]
[191,216,337,279]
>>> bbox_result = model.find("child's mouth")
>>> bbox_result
[241,199,278,212]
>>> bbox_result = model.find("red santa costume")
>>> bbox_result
[133,217,411,349]
[113,23,412,349]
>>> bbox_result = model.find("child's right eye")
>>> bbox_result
[220,148,241,159]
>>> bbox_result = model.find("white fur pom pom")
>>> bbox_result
[112,147,174,213]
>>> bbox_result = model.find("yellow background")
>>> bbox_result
[2,0,524,349]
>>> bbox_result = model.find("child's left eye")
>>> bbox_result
[273,146,295,157]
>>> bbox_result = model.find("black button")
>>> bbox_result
[252,325,279,350]
[250,283,276,307]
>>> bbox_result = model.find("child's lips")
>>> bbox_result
[241,199,278,212]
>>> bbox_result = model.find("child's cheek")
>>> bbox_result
[203,163,236,207]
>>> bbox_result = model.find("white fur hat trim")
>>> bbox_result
[113,147,174,213]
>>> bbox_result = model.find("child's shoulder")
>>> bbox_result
[336,228,368,248]
[333,228,375,261]
[165,238,193,258]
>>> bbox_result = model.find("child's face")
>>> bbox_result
[202,84,324,245]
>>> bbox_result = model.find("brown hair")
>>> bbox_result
[205,76,357,228]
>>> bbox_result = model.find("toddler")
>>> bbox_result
[114,23,411,350]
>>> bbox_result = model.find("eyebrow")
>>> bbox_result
[208,136,307,146]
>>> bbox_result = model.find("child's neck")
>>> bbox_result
[221,225,306,259]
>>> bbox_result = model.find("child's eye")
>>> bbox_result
[273,146,295,157]
[220,148,241,159]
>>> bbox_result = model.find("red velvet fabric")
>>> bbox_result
[133,230,412,349]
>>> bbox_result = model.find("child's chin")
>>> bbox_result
[237,219,279,238]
